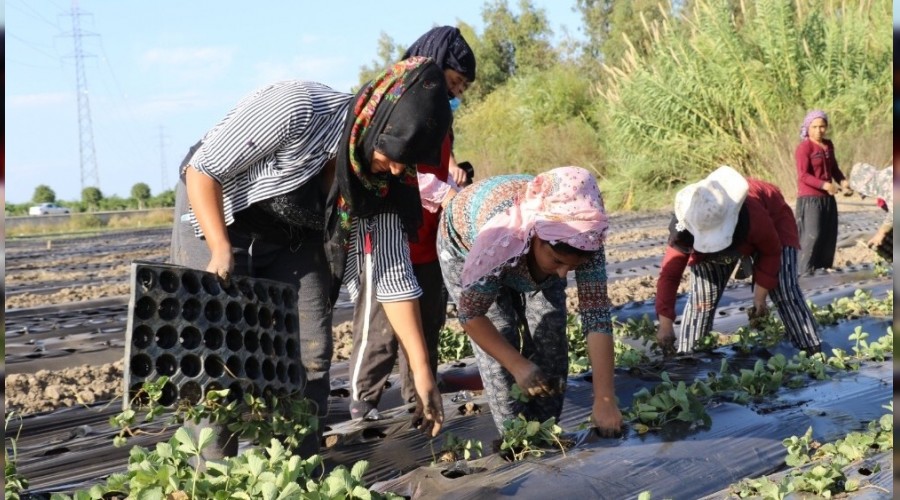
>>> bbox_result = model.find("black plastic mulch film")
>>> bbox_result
[123,261,304,409]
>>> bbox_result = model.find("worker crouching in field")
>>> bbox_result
[655,166,823,356]
[847,162,893,262]
[436,166,623,437]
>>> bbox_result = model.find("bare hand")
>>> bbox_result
[867,232,885,249]
[751,299,768,318]
[412,376,444,437]
[747,303,768,329]
[656,324,677,357]
[840,179,853,196]
[206,248,234,284]
[591,399,624,438]
[823,182,839,196]
[512,362,553,398]
[448,163,468,186]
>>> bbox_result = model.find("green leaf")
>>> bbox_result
[173,427,197,454]
[275,483,304,499]
[134,487,165,500]
[258,482,278,500]
[525,421,541,436]
[638,411,658,421]
[197,426,216,451]
[247,453,266,476]
[351,460,369,479]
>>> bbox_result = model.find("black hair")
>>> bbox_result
[457,161,475,184]
[548,240,594,258]
[667,204,750,256]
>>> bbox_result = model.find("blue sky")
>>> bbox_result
[5,1,584,204]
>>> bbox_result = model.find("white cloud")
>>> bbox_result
[142,46,234,67]
[140,46,235,81]
[129,91,215,119]
[8,92,72,109]
[252,55,351,90]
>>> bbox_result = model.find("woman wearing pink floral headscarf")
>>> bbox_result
[795,109,850,274]
[437,166,623,436]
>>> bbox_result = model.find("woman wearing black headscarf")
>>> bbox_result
[347,26,478,421]
[404,25,477,185]
[171,57,452,453]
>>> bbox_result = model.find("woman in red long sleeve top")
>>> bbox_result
[794,110,849,274]
[656,167,822,354]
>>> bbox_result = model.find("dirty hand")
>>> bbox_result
[656,324,677,356]
[747,301,769,329]
[867,232,885,249]
[412,376,444,438]
[840,179,853,196]
[591,399,624,438]
[751,299,768,318]
[512,361,553,398]
[206,247,234,284]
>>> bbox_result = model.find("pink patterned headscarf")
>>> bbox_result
[800,110,828,139]
[461,166,609,289]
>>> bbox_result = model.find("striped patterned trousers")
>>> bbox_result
[677,246,821,353]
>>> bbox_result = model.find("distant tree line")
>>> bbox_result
[5,183,176,216]
[360,0,891,210]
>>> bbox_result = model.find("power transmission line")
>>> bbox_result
[62,1,101,192]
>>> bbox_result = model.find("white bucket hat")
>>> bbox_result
[674,166,749,253]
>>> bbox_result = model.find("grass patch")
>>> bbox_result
[6,209,173,238]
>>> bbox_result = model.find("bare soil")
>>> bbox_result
[3,225,878,416]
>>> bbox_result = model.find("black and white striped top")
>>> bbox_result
[186,80,353,236]
[186,79,420,302]
[345,214,422,302]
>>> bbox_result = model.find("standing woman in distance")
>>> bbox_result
[170,57,452,453]
[794,110,850,275]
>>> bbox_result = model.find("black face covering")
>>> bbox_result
[333,59,451,233]
[324,58,452,306]
[403,26,477,83]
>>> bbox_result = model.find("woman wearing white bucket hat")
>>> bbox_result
[655,166,822,354]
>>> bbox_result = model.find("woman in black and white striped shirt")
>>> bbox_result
[171,57,452,451]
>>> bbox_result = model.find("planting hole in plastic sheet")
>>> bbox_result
[123,261,304,410]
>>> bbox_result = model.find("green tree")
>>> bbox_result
[455,65,600,178]
[356,32,406,89]
[99,195,129,211]
[575,0,669,66]
[82,187,103,211]
[465,0,557,102]
[131,182,152,209]
[32,184,56,203]
[152,189,176,208]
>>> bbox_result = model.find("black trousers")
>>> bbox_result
[348,259,446,407]
[796,195,838,275]
[170,180,333,457]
